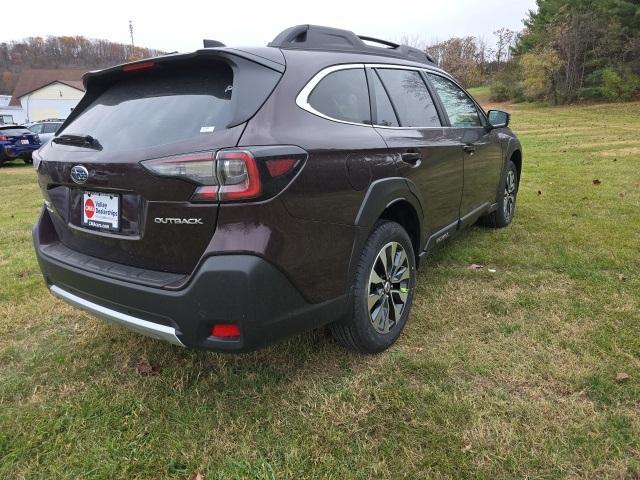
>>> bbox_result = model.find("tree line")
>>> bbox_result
[421,0,639,104]
[0,36,164,95]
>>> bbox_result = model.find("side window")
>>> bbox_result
[43,123,60,134]
[369,71,399,127]
[427,74,482,128]
[30,124,43,134]
[376,68,440,128]
[308,68,371,125]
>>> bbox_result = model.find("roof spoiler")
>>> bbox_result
[268,24,435,64]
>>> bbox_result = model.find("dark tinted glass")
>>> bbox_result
[62,63,234,151]
[0,127,32,135]
[370,71,399,127]
[29,124,43,134]
[427,74,482,127]
[308,68,371,124]
[376,69,440,127]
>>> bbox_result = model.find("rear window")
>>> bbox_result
[0,127,32,135]
[61,63,235,151]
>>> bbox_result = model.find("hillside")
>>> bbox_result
[0,36,164,95]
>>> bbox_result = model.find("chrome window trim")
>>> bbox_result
[295,63,368,127]
[50,285,185,347]
[296,62,448,130]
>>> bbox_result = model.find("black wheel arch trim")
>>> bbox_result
[493,137,522,203]
[347,177,425,295]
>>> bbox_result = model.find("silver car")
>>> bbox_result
[27,120,63,145]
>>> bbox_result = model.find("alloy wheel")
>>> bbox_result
[503,170,517,220]
[368,241,411,334]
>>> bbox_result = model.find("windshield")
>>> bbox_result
[61,63,234,151]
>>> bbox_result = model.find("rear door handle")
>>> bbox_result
[463,145,476,155]
[401,152,422,165]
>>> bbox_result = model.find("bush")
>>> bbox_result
[489,60,525,102]
[582,68,640,101]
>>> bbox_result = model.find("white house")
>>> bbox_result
[0,94,26,125]
[9,69,87,123]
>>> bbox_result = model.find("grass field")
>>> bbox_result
[1,101,639,479]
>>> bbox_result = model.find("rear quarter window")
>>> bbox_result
[307,68,371,125]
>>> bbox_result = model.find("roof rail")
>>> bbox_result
[268,25,434,64]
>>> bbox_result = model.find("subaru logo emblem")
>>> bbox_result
[70,165,89,184]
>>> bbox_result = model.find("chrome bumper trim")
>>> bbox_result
[50,285,185,347]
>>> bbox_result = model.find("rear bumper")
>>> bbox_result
[2,144,39,158]
[49,285,185,346]
[34,213,348,352]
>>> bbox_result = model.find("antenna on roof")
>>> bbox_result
[203,39,226,48]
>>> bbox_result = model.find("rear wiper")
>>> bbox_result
[53,134,102,151]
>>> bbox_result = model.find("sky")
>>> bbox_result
[6,0,537,52]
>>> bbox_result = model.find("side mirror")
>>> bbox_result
[487,110,510,129]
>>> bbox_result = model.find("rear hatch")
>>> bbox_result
[0,126,39,148]
[36,50,283,274]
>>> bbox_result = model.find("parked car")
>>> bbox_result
[33,25,522,353]
[27,120,64,145]
[0,125,41,165]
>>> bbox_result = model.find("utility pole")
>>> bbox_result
[129,20,135,57]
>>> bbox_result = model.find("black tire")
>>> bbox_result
[479,160,518,228]
[330,220,416,353]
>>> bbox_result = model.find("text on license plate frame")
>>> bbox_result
[81,191,120,231]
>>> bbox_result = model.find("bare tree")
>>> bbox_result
[426,37,481,87]
[493,28,516,66]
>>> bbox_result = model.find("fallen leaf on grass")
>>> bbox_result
[467,263,483,270]
[135,357,160,376]
[615,372,630,383]
[461,444,472,453]
[592,179,601,185]
[618,274,626,282]
[188,470,205,480]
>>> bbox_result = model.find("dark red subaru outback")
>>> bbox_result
[33,25,522,353]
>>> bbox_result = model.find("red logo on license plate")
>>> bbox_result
[84,198,95,218]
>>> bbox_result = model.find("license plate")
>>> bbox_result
[20,139,29,144]
[81,191,120,231]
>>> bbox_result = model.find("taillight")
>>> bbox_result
[0,135,8,141]
[141,151,217,185]
[140,146,307,203]
[216,150,261,201]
